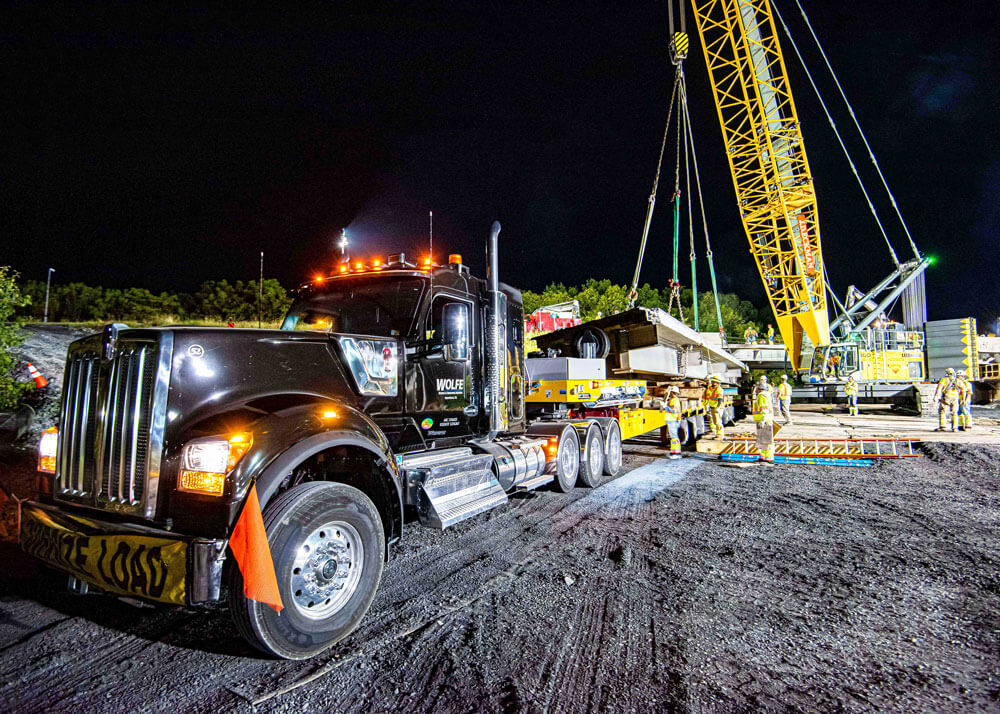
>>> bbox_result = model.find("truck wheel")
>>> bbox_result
[577,424,606,488]
[229,481,385,660]
[602,420,623,478]
[552,426,580,492]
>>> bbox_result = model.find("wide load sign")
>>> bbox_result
[19,505,188,605]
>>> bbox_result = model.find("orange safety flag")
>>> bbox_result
[229,484,283,613]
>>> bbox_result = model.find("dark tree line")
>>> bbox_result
[17,278,294,324]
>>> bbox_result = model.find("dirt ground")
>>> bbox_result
[1,437,998,713]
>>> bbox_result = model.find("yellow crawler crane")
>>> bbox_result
[691,0,829,367]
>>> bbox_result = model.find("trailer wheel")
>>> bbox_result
[602,419,623,478]
[577,423,605,488]
[551,426,580,492]
[229,481,385,660]
[675,420,690,447]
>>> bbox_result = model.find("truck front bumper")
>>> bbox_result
[19,501,227,606]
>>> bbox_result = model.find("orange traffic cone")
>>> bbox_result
[26,363,48,389]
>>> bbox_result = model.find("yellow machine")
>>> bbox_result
[809,328,926,382]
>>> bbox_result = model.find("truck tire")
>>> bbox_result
[577,423,605,488]
[602,419,623,478]
[551,426,580,492]
[230,481,385,660]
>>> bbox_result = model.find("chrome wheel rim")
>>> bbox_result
[289,520,364,620]
[588,434,602,474]
[608,428,622,473]
[559,433,578,481]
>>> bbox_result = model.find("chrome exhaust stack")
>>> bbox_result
[485,221,508,440]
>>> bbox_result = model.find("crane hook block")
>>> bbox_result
[670,32,689,64]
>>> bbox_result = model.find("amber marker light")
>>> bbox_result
[322,410,338,419]
[178,470,226,497]
[355,262,364,271]
[338,264,348,274]
[37,426,58,473]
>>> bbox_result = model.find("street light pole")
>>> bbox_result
[258,251,263,329]
[44,268,54,323]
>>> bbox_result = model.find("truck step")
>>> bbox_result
[403,450,508,529]
[515,470,554,492]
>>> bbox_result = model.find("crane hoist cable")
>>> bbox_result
[666,70,686,320]
[683,91,698,331]
[786,0,922,262]
[680,76,724,338]
[628,70,681,308]
[771,0,900,268]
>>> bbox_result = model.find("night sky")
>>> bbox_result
[4,1,998,328]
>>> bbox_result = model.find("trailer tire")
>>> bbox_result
[602,419,623,478]
[685,418,699,445]
[675,420,690,447]
[230,481,384,660]
[551,426,580,492]
[577,423,605,488]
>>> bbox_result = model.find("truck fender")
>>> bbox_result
[252,423,403,559]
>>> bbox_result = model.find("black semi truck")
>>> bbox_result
[27,223,644,659]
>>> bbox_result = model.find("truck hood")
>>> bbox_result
[161,326,360,439]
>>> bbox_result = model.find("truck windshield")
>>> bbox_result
[281,276,425,338]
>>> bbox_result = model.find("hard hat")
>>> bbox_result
[667,385,680,394]
[757,375,768,385]
[945,367,956,376]
[709,375,721,382]
[780,374,788,380]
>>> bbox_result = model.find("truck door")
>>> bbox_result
[409,293,475,443]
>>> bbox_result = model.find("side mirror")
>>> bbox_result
[442,303,470,361]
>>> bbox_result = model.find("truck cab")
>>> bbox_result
[280,253,526,450]
[26,222,601,660]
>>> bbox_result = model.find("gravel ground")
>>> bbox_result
[0,439,997,713]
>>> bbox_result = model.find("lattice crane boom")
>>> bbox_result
[691,0,829,367]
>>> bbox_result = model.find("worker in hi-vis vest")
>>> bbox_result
[956,369,973,431]
[752,376,775,463]
[933,368,962,432]
[844,373,858,416]
[704,375,725,438]
[766,324,775,344]
[665,386,682,458]
[743,325,758,344]
[776,374,792,425]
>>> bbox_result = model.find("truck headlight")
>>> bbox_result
[178,432,252,497]
[337,337,398,397]
[38,426,58,474]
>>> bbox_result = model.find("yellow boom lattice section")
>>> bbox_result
[691,0,829,366]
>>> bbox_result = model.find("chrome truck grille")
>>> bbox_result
[54,332,171,518]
